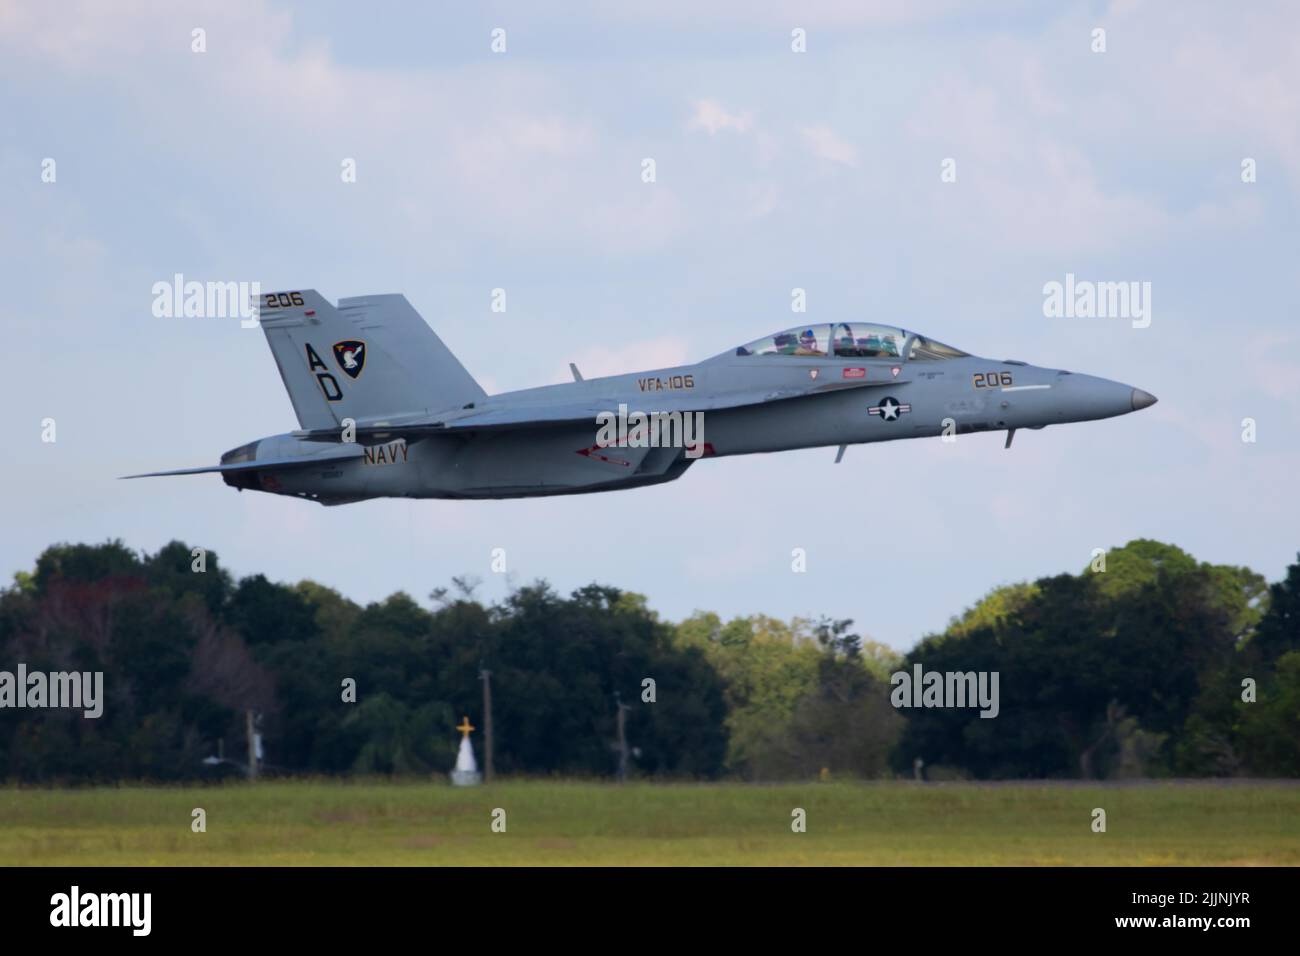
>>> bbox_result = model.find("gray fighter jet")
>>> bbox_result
[125,289,1157,502]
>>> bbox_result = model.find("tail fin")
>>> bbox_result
[258,290,486,429]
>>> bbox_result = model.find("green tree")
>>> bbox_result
[1249,556,1300,666]
[1236,651,1300,775]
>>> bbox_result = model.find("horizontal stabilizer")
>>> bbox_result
[120,446,360,479]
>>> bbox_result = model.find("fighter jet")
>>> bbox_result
[124,289,1157,503]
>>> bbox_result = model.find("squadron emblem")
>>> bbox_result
[332,340,366,379]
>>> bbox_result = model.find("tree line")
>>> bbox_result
[0,538,1295,782]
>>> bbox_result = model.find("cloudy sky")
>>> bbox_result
[3,1,1298,649]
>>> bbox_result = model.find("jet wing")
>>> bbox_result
[292,375,907,441]
[292,407,607,442]
[435,377,906,432]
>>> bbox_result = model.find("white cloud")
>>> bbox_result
[688,98,754,135]
[578,0,972,29]
[800,125,858,166]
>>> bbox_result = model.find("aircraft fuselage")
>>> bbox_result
[221,351,1153,503]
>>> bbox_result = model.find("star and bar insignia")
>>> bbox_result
[868,396,911,421]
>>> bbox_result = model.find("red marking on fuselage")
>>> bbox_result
[576,446,631,467]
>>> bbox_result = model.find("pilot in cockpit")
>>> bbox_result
[795,328,822,356]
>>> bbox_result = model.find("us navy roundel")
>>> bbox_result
[868,396,911,421]
[333,340,366,379]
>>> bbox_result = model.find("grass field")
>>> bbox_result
[2,779,1298,866]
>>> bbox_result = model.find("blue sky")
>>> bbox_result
[3,1,1298,649]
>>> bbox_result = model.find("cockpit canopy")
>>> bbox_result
[735,322,968,360]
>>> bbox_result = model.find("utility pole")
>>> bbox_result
[615,692,630,783]
[245,709,258,780]
[479,668,494,783]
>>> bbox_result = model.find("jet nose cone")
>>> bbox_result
[1131,389,1158,411]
